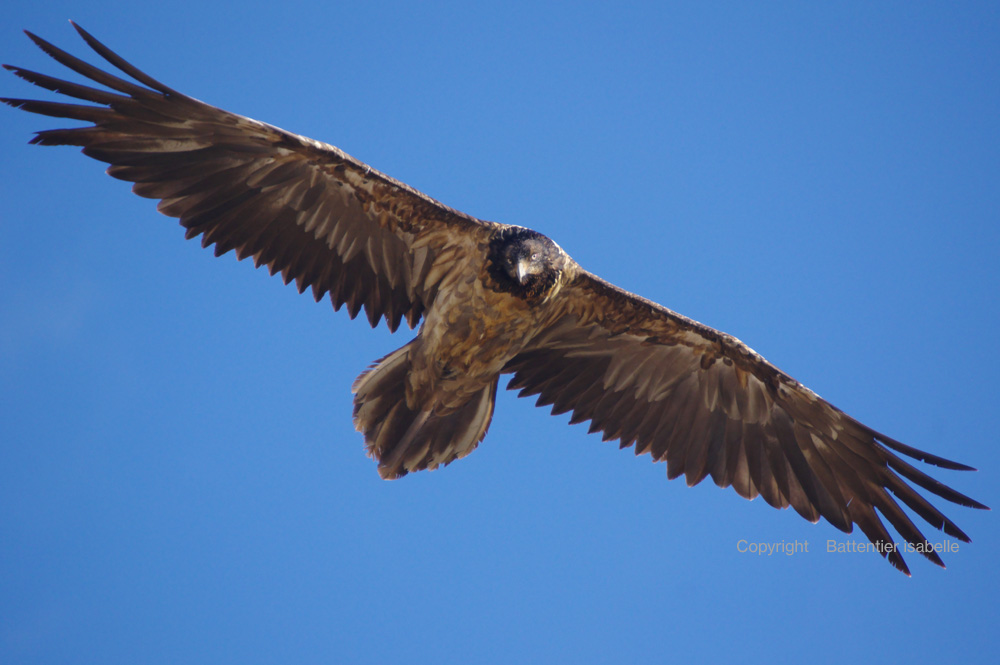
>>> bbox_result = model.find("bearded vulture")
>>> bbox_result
[3,23,986,575]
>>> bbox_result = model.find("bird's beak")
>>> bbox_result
[517,259,530,284]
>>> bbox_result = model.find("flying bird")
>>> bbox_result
[3,24,986,575]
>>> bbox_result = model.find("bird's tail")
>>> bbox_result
[352,343,497,479]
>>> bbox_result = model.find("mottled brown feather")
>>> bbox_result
[505,270,987,574]
[3,23,495,333]
[5,25,986,576]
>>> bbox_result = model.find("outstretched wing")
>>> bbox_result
[2,23,495,332]
[505,271,987,575]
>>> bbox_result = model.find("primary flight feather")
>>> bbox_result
[3,23,986,575]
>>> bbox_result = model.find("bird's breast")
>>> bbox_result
[415,274,545,383]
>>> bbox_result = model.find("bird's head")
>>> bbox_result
[488,227,568,300]
[504,235,557,285]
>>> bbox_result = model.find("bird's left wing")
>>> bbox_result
[3,24,495,332]
[504,270,986,574]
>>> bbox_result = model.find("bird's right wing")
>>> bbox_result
[3,23,497,332]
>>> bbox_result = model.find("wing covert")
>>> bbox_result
[505,270,986,574]
[2,23,494,331]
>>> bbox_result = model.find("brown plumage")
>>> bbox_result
[3,24,987,575]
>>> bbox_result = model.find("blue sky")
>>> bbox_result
[2,2,998,663]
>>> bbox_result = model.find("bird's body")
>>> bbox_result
[356,227,574,478]
[3,23,986,574]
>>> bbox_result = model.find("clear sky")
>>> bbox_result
[2,2,998,663]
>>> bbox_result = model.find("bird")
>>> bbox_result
[3,23,986,575]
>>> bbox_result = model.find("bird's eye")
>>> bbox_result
[530,252,539,261]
